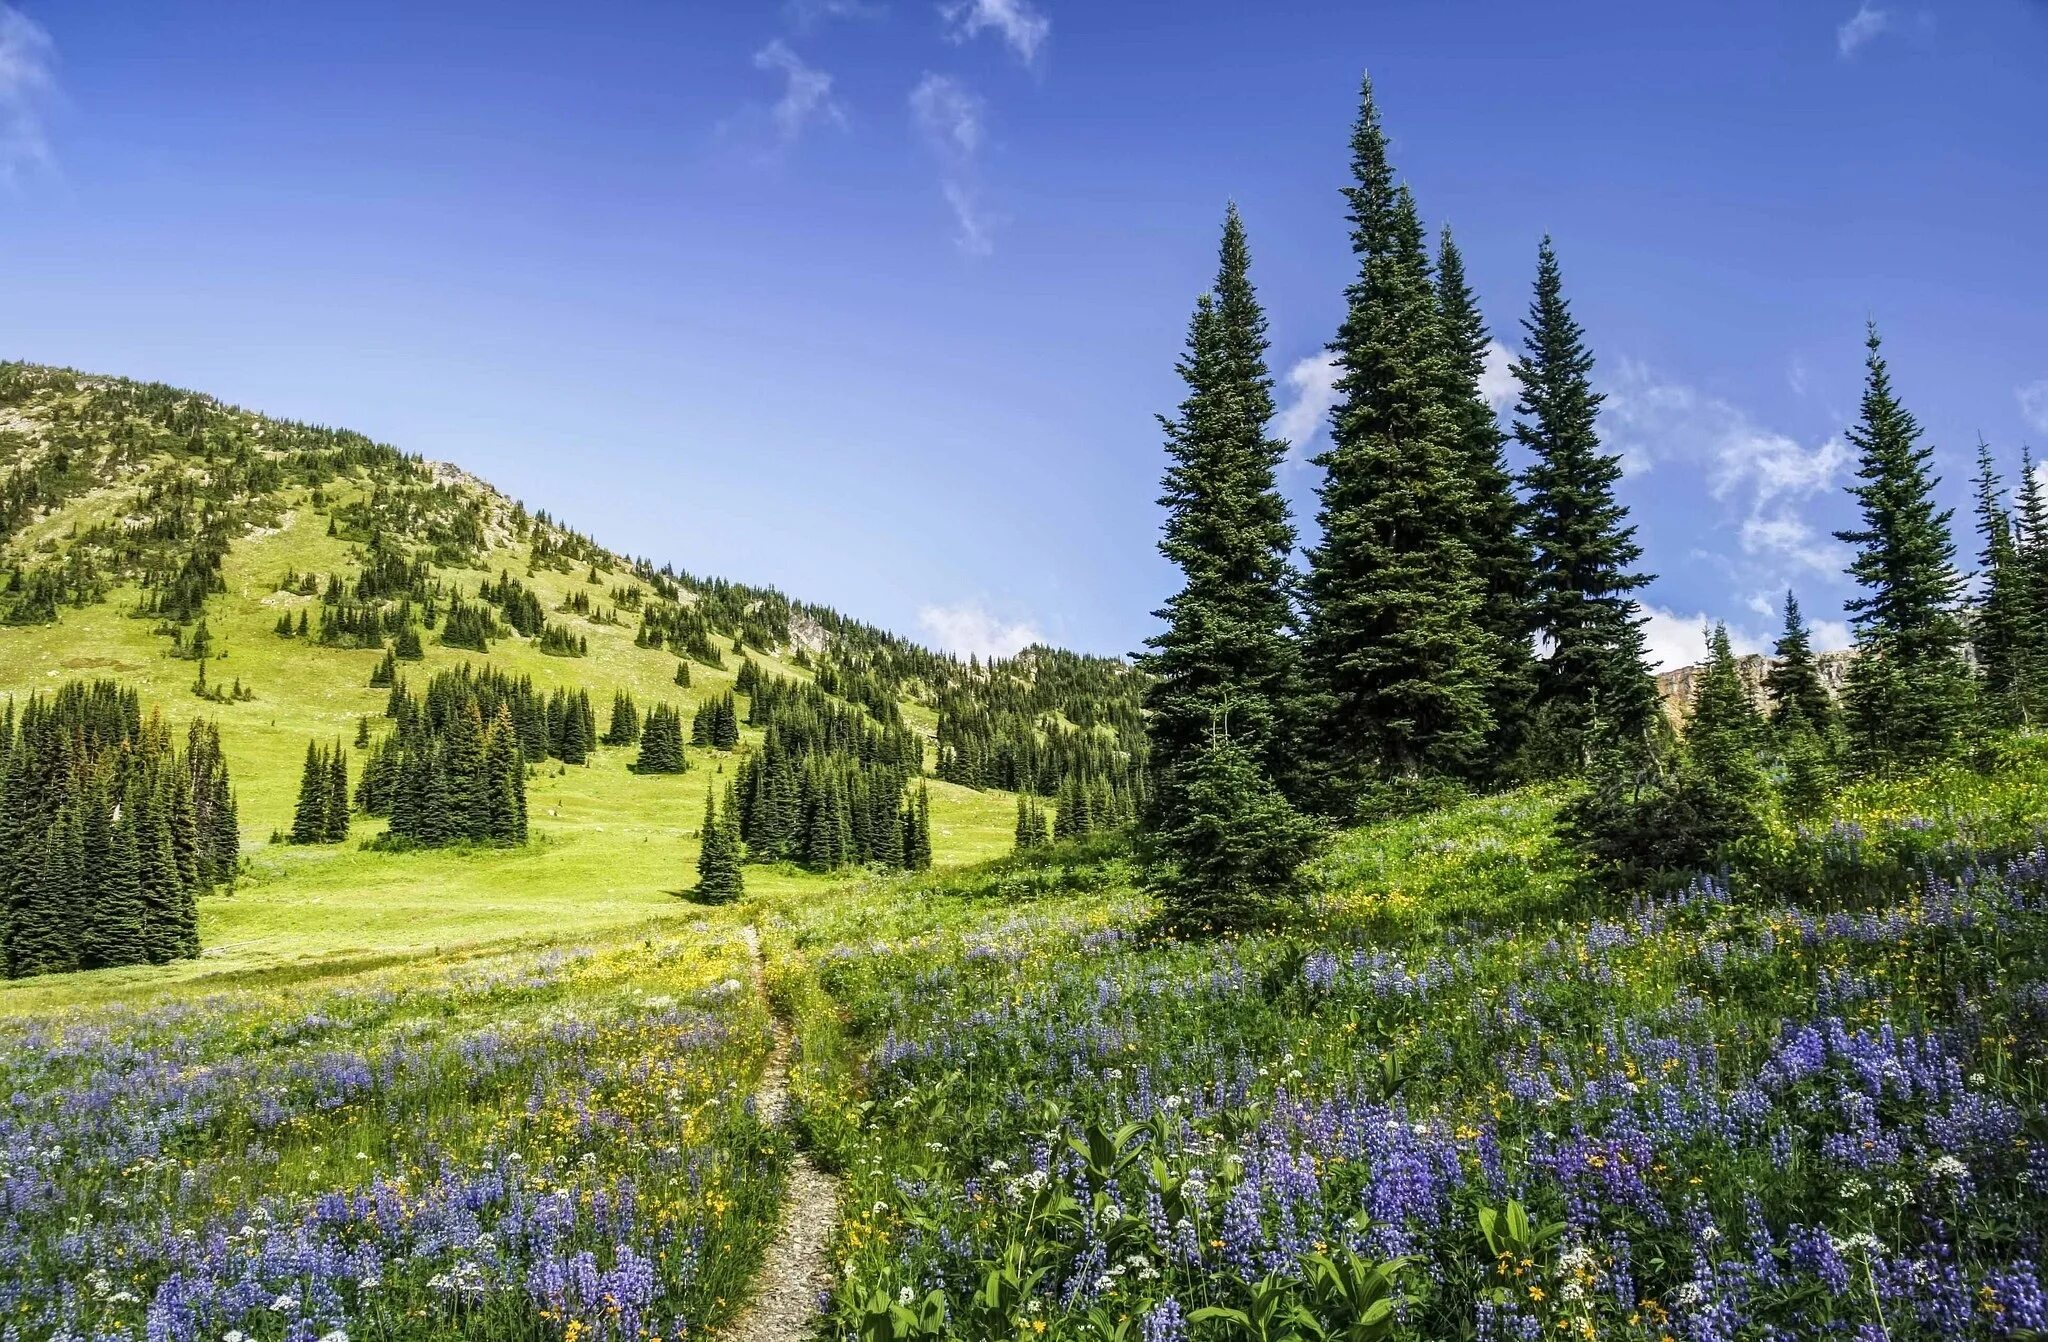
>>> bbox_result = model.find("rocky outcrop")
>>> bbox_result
[1656,649,1856,721]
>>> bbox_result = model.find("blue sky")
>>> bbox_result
[2,1,2044,669]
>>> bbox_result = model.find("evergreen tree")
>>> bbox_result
[634,704,688,774]
[903,783,933,872]
[674,660,692,689]
[604,692,641,746]
[1513,238,1656,768]
[1140,205,1302,812]
[1970,440,2038,725]
[1302,78,1495,799]
[324,740,351,842]
[1149,734,1322,934]
[1764,591,1837,734]
[1436,224,1536,770]
[695,788,744,902]
[1684,622,1766,838]
[370,648,397,689]
[290,740,331,844]
[1834,326,1975,769]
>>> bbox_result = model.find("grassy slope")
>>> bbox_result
[0,479,1017,998]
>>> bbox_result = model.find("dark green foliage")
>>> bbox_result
[0,682,229,977]
[1148,735,1321,934]
[694,788,744,903]
[1303,80,1495,796]
[731,674,923,872]
[633,704,688,774]
[1834,327,1975,770]
[394,624,425,660]
[289,739,351,844]
[1013,793,1050,852]
[536,622,588,657]
[358,668,530,847]
[1764,591,1837,735]
[673,660,692,688]
[604,691,641,746]
[691,692,741,751]
[1513,239,1656,770]
[1564,626,1766,890]
[369,648,398,688]
[1436,225,1537,772]
[1970,440,2043,726]
[549,688,595,765]
[1140,205,1302,812]
[903,783,933,873]
[438,597,500,653]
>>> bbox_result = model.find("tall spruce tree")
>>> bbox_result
[1970,440,2038,725]
[1303,79,1495,798]
[1512,237,1656,767]
[1764,591,1837,734]
[291,741,331,844]
[1435,224,1535,771]
[1141,205,1303,814]
[695,788,744,903]
[1834,326,1975,769]
[324,740,351,842]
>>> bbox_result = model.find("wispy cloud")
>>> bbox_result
[784,0,885,30]
[1641,605,1765,674]
[911,73,998,254]
[1478,340,1517,413]
[0,2,57,185]
[1603,359,1849,576]
[939,0,1050,65]
[919,601,1042,659]
[752,40,845,148]
[1837,3,1891,57]
[2019,378,2048,434]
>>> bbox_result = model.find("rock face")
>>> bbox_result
[1655,650,1856,721]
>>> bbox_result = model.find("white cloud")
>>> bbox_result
[1641,605,1765,674]
[1603,359,1849,573]
[0,2,56,184]
[910,72,982,158]
[2019,379,2048,435]
[1837,4,1891,57]
[919,602,1042,659]
[939,0,1050,64]
[752,40,845,147]
[1810,619,1853,653]
[1275,352,1340,456]
[785,0,885,29]
[1479,340,1517,413]
[910,73,997,255]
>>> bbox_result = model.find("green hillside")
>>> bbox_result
[0,361,1141,986]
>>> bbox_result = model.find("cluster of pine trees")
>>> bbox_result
[288,740,352,843]
[1141,79,1652,924]
[633,703,689,774]
[690,691,743,751]
[728,671,931,871]
[356,669,528,847]
[1142,77,2046,926]
[0,682,238,978]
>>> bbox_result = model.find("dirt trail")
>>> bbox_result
[726,926,840,1342]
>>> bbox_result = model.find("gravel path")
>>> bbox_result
[726,927,840,1342]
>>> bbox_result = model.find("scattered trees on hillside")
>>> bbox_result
[634,704,688,774]
[0,682,237,978]
[290,739,351,844]
[355,669,529,847]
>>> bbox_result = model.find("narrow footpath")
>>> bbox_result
[726,925,841,1342]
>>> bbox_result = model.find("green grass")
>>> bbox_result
[0,485,1020,1002]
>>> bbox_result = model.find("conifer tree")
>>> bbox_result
[674,660,692,689]
[1684,623,1766,837]
[324,740,351,841]
[695,788,744,903]
[291,740,331,844]
[1970,440,2037,725]
[1764,591,1836,734]
[903,783,933,872]
[1513,238,1656,768]
[604,692,641,746]
[1303,78,1495,798]
[1833,326,1975,769]
[1013,793,1048,852]
[1149,734,1322,934]
[1140,205,1302,810]
[1436,224,1536,770]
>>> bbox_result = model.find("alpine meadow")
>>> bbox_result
[4,8,2048,1342]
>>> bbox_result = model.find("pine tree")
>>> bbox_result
[604,692,641,746]
[1513,237,1656,769]
[370,648,397,688]
[695,788,744,903]
[1685,622,1766,836]
[1302,78,1495,799]
[1764,591,1837,734]
[2016,447,2048,712]
[1150,734,1322,934]
[904,783,933,872]
[1140,205,1303,813]
[1970,440,2037,725]
[291,740,331,844]
[1436,224,1536,771]
[1834,326,1975,769]
[674,660,692,689]
[324,740,351,841]
[1014,793,1049,852]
